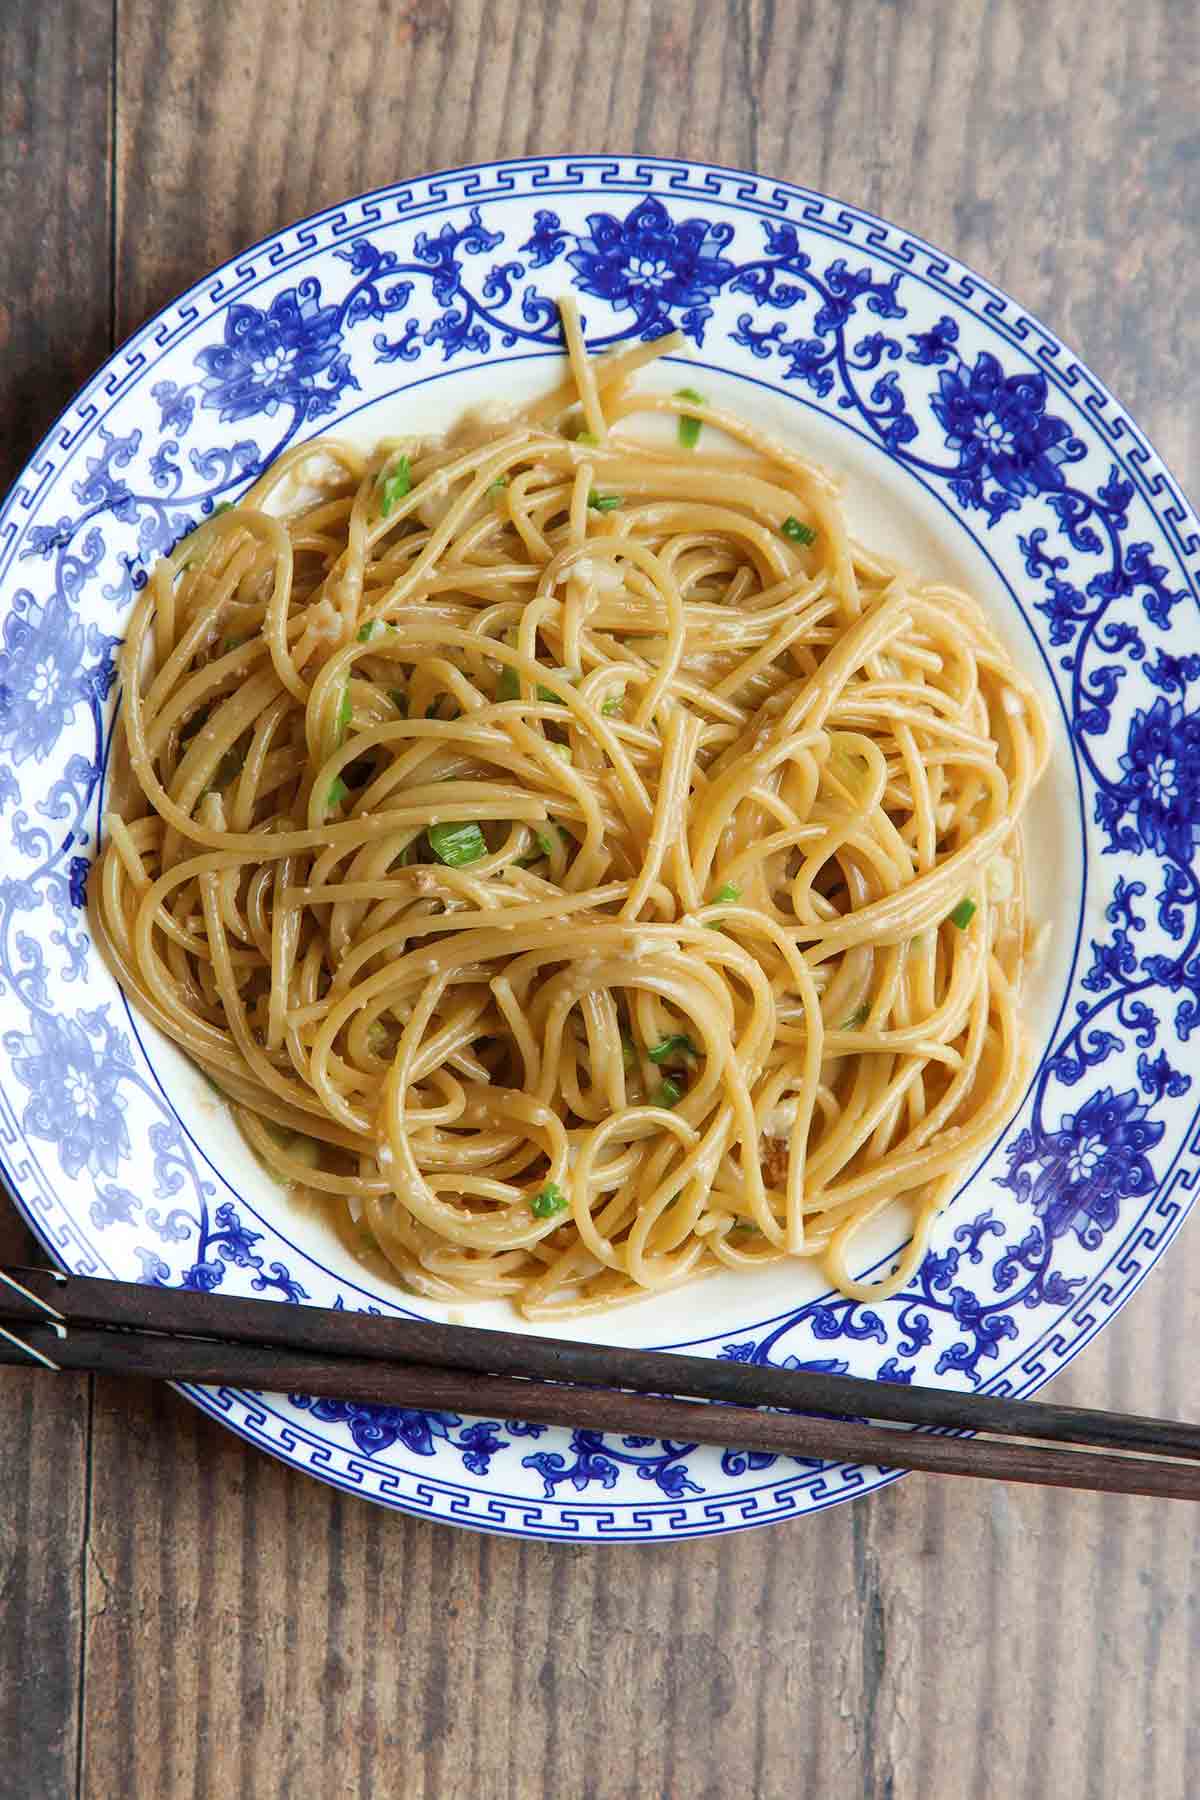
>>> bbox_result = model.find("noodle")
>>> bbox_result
[90,315,1049,1318]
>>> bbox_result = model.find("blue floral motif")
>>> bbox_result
[289,1394,509,1476]
[522,1428,703,1500]
[4,1008,131,1180]
[1114,697,1200,863]
[0,591,89,764]
[929,353,1082,519]
[559,197,735,342]
[195,281,358,423]
[1001,1087,1164,1248]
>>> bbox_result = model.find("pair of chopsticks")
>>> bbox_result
[1,1266,1197,1499]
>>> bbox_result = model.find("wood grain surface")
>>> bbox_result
[1,2,1198,1795]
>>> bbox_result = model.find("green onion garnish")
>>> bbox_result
[949,897,977,930]
[601,697,624,718]
[327,776,349,812]
[842,1001,871,1030]
[621,1031,636,1072]
[547,742,573,763]
[379,458,412,516]
[711,882,741,904]
[574,429,599,447]
[496,667,520,702]
[781,516,817,546]
[357,620,387,643]
[587,490,622,513]
[223,635,246,653]
[534,830,556,858]
[537,682,565,705]
[531,1182,568,1219]
[427,821,487,867]
[675,387,705,450]
[487,475,509,494]
[212,501,234,516]
[648,1034,698,1065]
[653,1077,683,1108]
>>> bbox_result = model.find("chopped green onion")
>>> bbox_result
[222,635,246,653]
[705,921,727,932]
[379,458,412,516]
[531,1182,568,1219]
[675,387,706,449]
[389,689,408,716]
[711,882,741,904]
[537,682,565,705]
[620,1031,637,1073]
[600,696,624,718]
[587,490,622,513]
[427,821,487,866]
[212,501,233,516]
[496,667,520,702]
[574,428,599,446]
[949,897,977,930]
[547,741,573,763]
[781,516,817,546]
[534,830,556,858]
[842,1001,871,1031]
[357,620,387,643]
[327,776,349,812]
[648,1034,698,1065]
[336,685,352,743]
[653,1077,683,1108]
[487,475,509,494]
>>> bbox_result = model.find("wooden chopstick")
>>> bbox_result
[2,1269,1198,1499]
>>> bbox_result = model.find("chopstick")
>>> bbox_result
[2,1267,1198,1500]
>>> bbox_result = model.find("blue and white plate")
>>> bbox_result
[2,156,1198,1541]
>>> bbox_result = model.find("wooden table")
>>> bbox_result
[2,4,1197,1795]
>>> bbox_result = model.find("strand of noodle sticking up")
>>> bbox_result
[91,299,1049,1318]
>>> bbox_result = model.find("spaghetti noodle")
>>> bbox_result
[91,306,1049,1317]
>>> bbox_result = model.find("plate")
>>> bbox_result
[2,155,1198,1542]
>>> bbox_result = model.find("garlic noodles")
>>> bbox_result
[91,304,1049,1317]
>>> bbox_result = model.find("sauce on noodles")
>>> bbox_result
[91,302,1049,1318]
